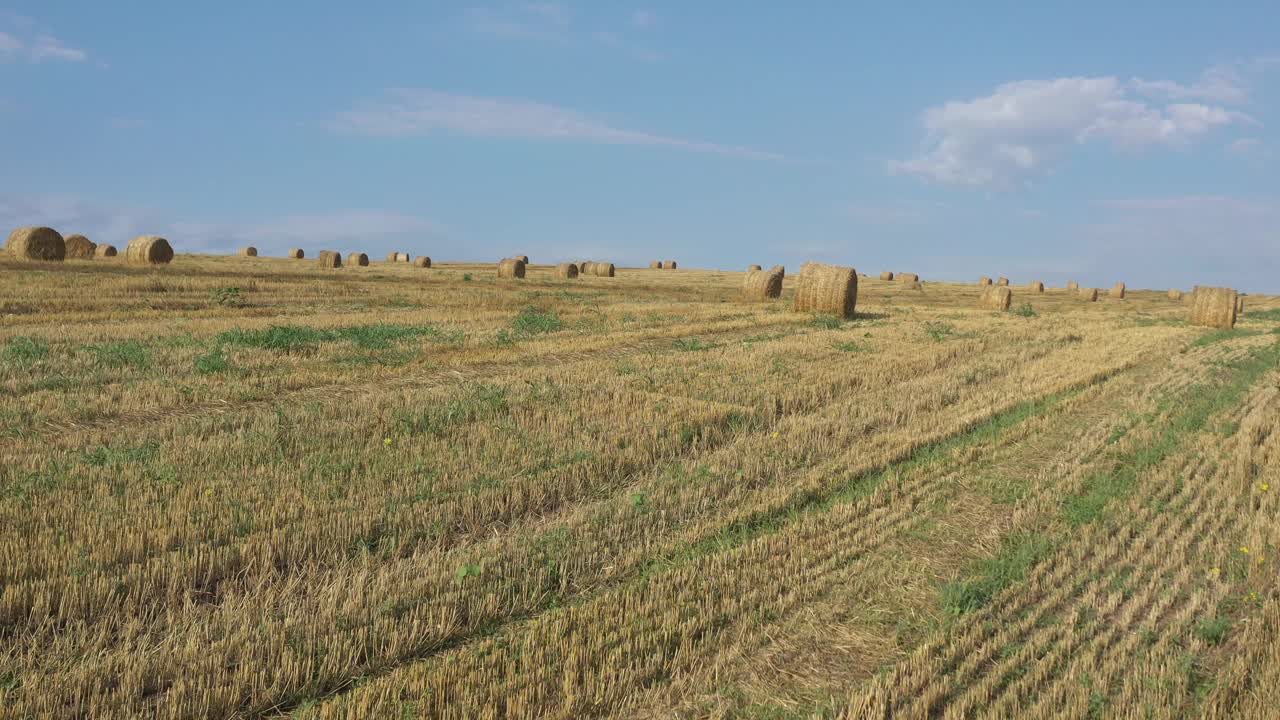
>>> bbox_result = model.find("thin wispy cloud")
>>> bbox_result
[631,10,655,29]
[892,73,1255,188]
[467,4,664,61]
[1130,65,1248,104]
[332,89,795,162]
[0,26,86,63]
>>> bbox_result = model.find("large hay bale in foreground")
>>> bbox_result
[414,256,431,268]
[557,262,579,279]
[126,235,173,265]
[980,285,1012,311]
[743,268,783,301]
[794,262,857,318]
[1188,286,1238,329]
[649,260,661,269]
[662,260,677,269]
[1110,282,1126,299]
[347,252,369,267]
[498,258,526,279]
[239,246,258,257]
[592,262,616,277]
[749,264,763,272]
[996,276,1009,286]
[1168,288,1183,301]
[1028,281,1044,293]
[880,271,894,281]
[898,272,919,283]
[95,244,118,258]
[1067,281,1079,290]
[6,226,65,261]
[287,248,304,259]
[1080,288,1098,302]
[64,233,96,259]
[318,250,342,268]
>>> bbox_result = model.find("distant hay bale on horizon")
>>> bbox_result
[414,256,432,268]
[515,255,529,264]
[880,271,894,281]
[1110,282,1126,299]
[592,261,616,277]
[1028,281,1044,293]
[662,260,677,270]
[557,262,579,279]
[749,264,763,272]
[743,268,783,301]
[64,233,96,259]
[649,260,662,269]
[386,252,399,263]
[1168,288,1183,301]
[979,276,992,286]
[581,261,595,275]
[347,252,369,267]
[979,285,1012,311]
[95,244,117,258]
[126,236,173,265]
[1189,286,1238,329]
[6,226,65,261]
[287,248,304,259]
[318,250,342,268]
[397,253,411,263]
[996,276,1009,286]
[897,272,919,283]
[794,262,857,318]
[498,257,526,279]
[771,265,785,279]
[1080,288,1098,302]
[238,246,258,257]
[1067,281,1079,290]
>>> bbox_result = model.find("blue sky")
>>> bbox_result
[2,2,1277,291]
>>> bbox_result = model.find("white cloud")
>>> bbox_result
[1130,65,1248,104]
[0,29,86,63]
[332,89,793,161]
[892,75,1254,188]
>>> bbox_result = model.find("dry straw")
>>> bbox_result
[1110,282,1126,299]
[592,262,616,277]
[1028,281,1044,292]
[1080,288,1098,302]
[979,276,992,286]
[347,252,369,267]
[64,233,96,259]
[287,248,304,259]
[515,255,529,264]
[898,272,919,283]
[771,265,785,278]
[498,258,526,279]
[581,261,596,275]
[1237,295,1245,316]
[880,271,894,281]
[239,247,258,257]
[749,264,763,272]
[743,268,783,301]
[126,235,173,265]
[663,260,677,269]
[979,285,1012,311]
[414,256,431,268]
[794,262,857,318]
[1067,281,1079,290]
[317,250,342,268]
[6,226,65,261]
[557,262,579,279]
[386,252,399,262]
[95,244,117,258]
[909,281,923,290]
[996,276,1009,286]
[649,260,662,269]
[1188,286,1238,329]
[1167,289,1183,301]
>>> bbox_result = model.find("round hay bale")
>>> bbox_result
[996,276,1009,286]
[749,264,763,272]
[1188,286,1237,329]
[1110,282,1126,299]
[397,253,411,263]
[414,256,431,268]
[1236,295,1245,316]
[593,262,616,277]
[1029,281,1044,293]
[6,226,65,261]
[979,285,1012,311]
[662,260,677,270]
[386,252,399,263]
[64,233,96,259]
[287,248,304,259]
[347,252,369,267]
[514,255,529,264]
[1066,281,1079,290]
[1080,288,1098,302]
[557,262,579,279]
[239,246,258,257]
[897,272,919,283]
[498,258,526,279]
[581,261,596,275]
[95,244,118,258]
[793,262,857,318]
[125,235,174,265]
[649,260,662,269]
[743,268,783,301]
[879,271,894,281]
[770,265,785,279]
[1167,288,1183,301]
[979,276,992,286]
[317,250,342,268]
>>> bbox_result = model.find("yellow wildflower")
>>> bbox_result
[1209,567,1220,576]
[384,437,393,446]
[770,431,780,439]
[1240,546,1250,554]
[1261,483,1271,492]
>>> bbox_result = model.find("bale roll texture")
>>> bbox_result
[897,272,919,283]
[95,244,118,258]
[6,226,65,261]
[413,256,431,268]
[1110,282,1126,299]
[662,260,677,270]
[770,265,785,278]
[979,276,992,286]
[515,255,529,264]
[581,261,596,275]
[793,262,857,318]
[880,271,894,281]
[592,262,616,277]
[996,276,1009,286]
[743,268,783,301]
[498,258,526,279]
[287,248,304,259]
[979,285,1013,311]
[649,260,662,269]
[1029,281,1044,293]
[386,252,399,262]
[398,253,411,263]
[318,250,342,268]
[556,262,579,279]
[126,236,173,265]
[1168,289,1183,301]
[749,264,763,272]
[1080,288,1098,302]
[1188,286,1238,329]
[64,234,96,259]
[239,247,258,257]
[1067,281,1079,290]
[347,252,369,267]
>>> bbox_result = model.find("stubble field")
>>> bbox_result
[2,254,1279,719]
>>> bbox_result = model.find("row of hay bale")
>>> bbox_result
[648,260,678,269]
[6,227,170,264]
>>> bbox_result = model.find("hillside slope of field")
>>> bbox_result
[2,255,1278,719]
